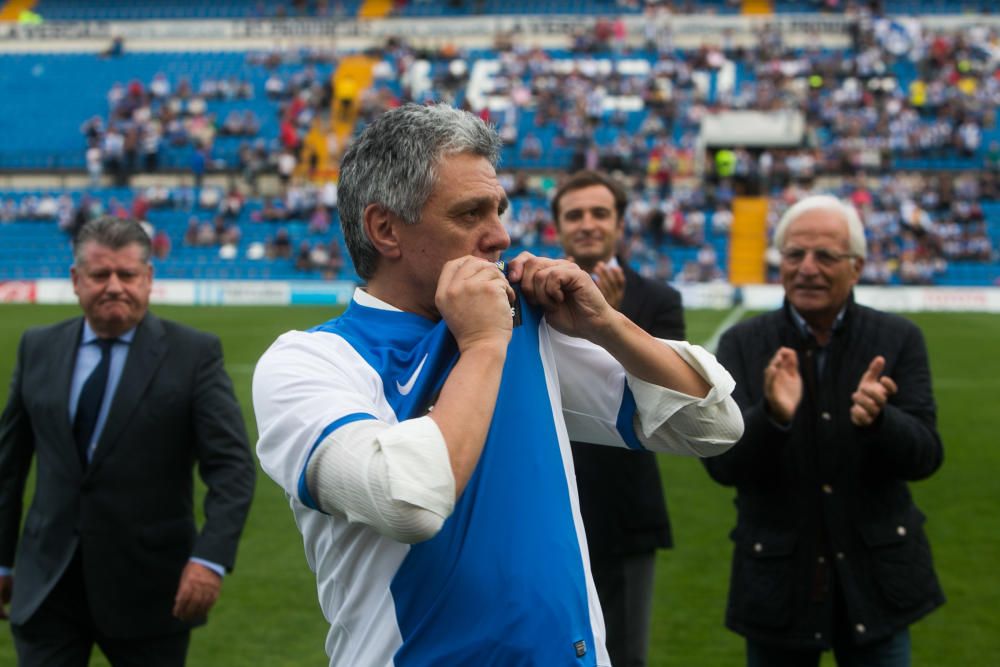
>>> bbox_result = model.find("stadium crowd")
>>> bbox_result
[1,2,999,286]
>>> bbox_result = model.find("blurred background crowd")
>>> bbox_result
[1,0,999,287]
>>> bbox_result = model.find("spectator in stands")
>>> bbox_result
[277,151,297,192]
[122,126,139,184]
[652,254,674,281]
[294,240,313,272]
[189,144,207,191]
[198,187,222,213]
[0,198,15,225]
[267,228,292,259]
[102,126,126,187]
[285,182,311,220]
[130,193,150,224]
[265,72,286,99]
[66,197,99,241]
[150,72,171,100]
[259,198,288,223]
[308,205,330,235]
[101,34,125,58]
[219,187,245,220]
[551,169,685,667]
[238,139,268,195]
[696,243,721,282]
[212,215,229,243]
[152,229,172,260]
[712,205,733,235]
[705,194,945,667]
[220,110,245,136]
[519,132,543,160]
[677,260,702,284]
[140,122,162,173]
[217,217,242,247]
[195,220,217,247]
[320,180,338,215]
[162,103,187,147]
[80,116,104,146]
[241,109,261,136]
[182,217,200,247]
[85,145,104,189]
[322,238,344,279]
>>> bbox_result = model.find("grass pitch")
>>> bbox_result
[0,305,997,666]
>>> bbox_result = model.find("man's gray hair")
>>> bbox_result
[772,194,867,260]
[73,216,152,265]
[338,103,503,281]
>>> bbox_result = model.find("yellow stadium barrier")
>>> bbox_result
[728,196,769,285]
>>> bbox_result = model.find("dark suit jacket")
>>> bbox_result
[704,299,944,648]
[571,263,685,560]
[0,312,255,638]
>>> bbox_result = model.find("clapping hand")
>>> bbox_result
[585,259,625,311]
[850,356,898,427]
[764,347,802,425]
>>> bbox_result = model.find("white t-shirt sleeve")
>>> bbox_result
[626,339,744,456]
[546,326,742,456]
[307,417,455,543]
[252,331,456,543]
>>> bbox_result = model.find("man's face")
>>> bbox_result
[780,208,862,326]
[555,184,623,272]
[72,241,153,337]
[394,152,510,310]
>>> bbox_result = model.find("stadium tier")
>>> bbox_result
[1,5,998,286]
[23,1,1000,20]
[29,0,365,21]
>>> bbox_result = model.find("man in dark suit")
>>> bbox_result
[0,216,256,666]
[553,170,685,667]
[705,194,944,666]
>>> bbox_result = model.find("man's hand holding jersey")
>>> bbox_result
[507,253,710,399]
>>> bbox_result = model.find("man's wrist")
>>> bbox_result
[189,557,225,578]
[588,309,634,351]
[765,401,794,429]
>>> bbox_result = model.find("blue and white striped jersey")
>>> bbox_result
[253,288,739,666]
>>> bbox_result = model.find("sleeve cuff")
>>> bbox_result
[189,557,225,577]
[626,339,737,438]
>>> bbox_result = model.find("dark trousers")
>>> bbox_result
[11,551,190,667]
[746,629,911,667]
[591,550,657,667]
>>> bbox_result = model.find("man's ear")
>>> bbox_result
[363,204,401,260]
[851,255,865,283]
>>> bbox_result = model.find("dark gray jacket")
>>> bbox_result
[705,298,944,649]
[0,313,255,637]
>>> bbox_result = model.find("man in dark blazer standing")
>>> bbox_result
[553,170,685,667]
[0,216,256,666]
[705,194,944,666]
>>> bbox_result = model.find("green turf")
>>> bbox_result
[0,305,997,666]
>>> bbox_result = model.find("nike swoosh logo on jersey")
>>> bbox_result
[396,354,428,396]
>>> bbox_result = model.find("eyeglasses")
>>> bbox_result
[780,247,856,266]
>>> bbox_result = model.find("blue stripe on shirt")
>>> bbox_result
[616,384,644,450]
[390,294,599,666]
[297,412,377,511]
